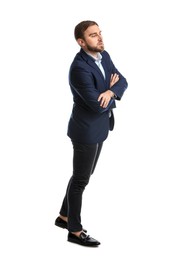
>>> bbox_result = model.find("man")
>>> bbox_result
[55,20,128,247]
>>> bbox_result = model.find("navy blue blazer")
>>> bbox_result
[67,48,128,144]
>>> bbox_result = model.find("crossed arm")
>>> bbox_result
[70,64,126,113]
[98,73,119,108]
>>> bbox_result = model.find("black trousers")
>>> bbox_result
[59,141,103,232]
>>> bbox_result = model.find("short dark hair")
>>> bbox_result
[74,20,98,40]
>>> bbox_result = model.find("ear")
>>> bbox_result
[77,38,85,47]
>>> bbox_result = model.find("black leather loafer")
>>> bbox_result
[55,217,87,233]
[68,232,100,247]
[55,217,68,229]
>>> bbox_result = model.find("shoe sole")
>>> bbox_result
[68,238,100,247]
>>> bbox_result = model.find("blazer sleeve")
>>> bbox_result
[69,66,115,113]
[111,72,128,101]
[103,52,128,100]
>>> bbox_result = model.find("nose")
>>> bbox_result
[98,35,103,41]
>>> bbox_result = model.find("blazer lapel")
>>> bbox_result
[101,56,110,84]
[80,49,105,80]
[88,59,105,80]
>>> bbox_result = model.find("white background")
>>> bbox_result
[0,0,183,259]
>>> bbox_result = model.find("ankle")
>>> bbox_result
[59,215,68,222]
[72,231,82,237]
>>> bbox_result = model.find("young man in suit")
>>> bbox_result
[55,20,128,247]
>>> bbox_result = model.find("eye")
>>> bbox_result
[90,34,97,38]
[90,32,102,38]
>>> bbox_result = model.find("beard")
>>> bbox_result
[85,42,104,53]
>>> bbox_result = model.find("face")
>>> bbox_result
[78,25,104,55]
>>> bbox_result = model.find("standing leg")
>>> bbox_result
[59,141,103,232]
[91,142,103,174]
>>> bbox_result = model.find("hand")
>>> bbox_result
[98,90,114,108]
[110,73,119,88]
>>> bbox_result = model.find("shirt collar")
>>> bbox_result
[84,51,102,62]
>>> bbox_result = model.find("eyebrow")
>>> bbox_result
[89,31,102,37]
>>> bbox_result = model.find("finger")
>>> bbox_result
[101,97,109,107]
[113,74,119,83]
[101,101,106,108]
[114,73,119,79]
[103,100,109,108]
[102,98,110,108]
[100,101,105,107]
[99,97,105,107]
[98,94,103,101]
